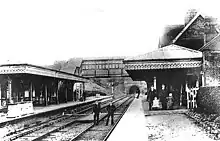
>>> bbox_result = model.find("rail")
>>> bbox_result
[69,96,133,141]
[2,96,114,141]
[103,97,134,141]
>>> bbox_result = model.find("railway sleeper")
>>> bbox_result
[72,113,90,116]
[114,112,123,115]
[76,120,94,123]
[7,97,123,141]
[30,121,78,141]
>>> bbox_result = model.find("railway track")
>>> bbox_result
[34,96,133,141]
[2,96,127,141]
[1,97,114,141]
[72,96,134,141]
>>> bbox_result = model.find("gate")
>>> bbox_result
[186,87,199,109]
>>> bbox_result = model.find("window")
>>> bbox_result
[85,65,89,70]
[115,64,118,68]
[88,65,92,69]
[91,64,95,69]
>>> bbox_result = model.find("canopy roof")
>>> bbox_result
[125,44,202,61]
[124,44,202,70]
[0,63,88,82]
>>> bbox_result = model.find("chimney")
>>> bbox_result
[184,9,198,26]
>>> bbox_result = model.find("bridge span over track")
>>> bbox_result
[79,57,147,96]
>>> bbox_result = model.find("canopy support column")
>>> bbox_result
[0,84,1,107]
[30,82,33,101]
[201,72,205,87]
[82,82,85,101]
[45,84,48,106]
[7,79,12,104]
[56,80,60,104]
[72,82,75,101]
[65,83,68,103]
[153,76,156,90]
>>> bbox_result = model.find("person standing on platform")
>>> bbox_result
[159,84,168,110]
[82,92,86,101]
[136,89,140,99]
[147,86,157,110]
[167,93,174,110]
[106,102,116,126]
[73,90,77,101]
[93,101,101,125]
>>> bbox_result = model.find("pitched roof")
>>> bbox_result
[124,44,202,61]
[199,34,220,51]
[0,63,88,82]
[83,56,127,61]
[172,13,202,44]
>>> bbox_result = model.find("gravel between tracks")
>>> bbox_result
[145,114,214,141]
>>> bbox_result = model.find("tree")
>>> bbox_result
[46,57,83,74]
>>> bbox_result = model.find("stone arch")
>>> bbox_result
[128,85,140,94]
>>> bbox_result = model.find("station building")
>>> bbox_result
[0,64,88,108]
[124,10,220,109]
[78,10,220,110]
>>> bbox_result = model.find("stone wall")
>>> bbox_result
[89,77,147,96]
[198,86,220,114]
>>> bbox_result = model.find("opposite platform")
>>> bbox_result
[0,96,111,125]
[107,97,148,141]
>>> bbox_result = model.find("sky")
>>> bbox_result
[0,0,220,66]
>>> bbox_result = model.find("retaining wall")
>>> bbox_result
[198,86,220,114]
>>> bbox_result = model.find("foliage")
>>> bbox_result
[46,57,83,73]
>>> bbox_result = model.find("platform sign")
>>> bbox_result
[7,101,34,118]
[24,91,29,98]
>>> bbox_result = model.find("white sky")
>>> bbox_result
[0,0,220,66]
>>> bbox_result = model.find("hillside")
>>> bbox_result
[46,57,82,74]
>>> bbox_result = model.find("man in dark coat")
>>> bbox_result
[136,89,140,99]
[106,102,116,126]
[147,86,157,110]
[93,101,101,125]
[159,84,168,110]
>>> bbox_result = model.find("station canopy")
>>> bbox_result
[124,44,202,70]
[0,63,88,82]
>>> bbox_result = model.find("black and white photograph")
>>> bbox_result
[1,0,220,140]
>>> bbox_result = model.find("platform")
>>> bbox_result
[0,96,111,125]
[107,98,148,141]
[144,109,188,116]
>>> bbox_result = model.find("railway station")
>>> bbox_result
[0,63,89,107]
[124,44,202,109]
[0,63,95,119]
[2,9,220,141]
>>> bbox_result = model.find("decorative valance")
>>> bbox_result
[0,64,87,82]
[124,60,201,70]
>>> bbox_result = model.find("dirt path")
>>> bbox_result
[145,114,214,141]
